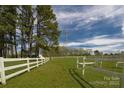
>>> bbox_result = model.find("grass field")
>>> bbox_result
[0,57,123,88]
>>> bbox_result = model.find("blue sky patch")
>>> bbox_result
[52,5,124,52]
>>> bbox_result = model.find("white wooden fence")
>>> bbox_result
[116,62,124,68]
[0,57,49,85]
[76,56,124,87]
[77,56,96,75]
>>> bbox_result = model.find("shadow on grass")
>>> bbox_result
[68,69,86,88]
[68,68,94,88]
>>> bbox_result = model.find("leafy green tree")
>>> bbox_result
[0,5,60,58]
[0,5,17,57]
[17,5,34,57]
[36,5,60,57]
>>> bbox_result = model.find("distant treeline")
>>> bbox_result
[43,46,92,56]
[44,46,124,57]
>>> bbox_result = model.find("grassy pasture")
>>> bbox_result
[0,56,123,88]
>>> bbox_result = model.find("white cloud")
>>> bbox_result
[83,37,124,46]
[59,35,124,52]
[59,42,83,47]
[121,22,124,35]
[93,35,109,39]
[54,6,124,33]
[59,41,124,52]
[54,6,124,52]
[55,12,82,20]
[88,44,122,51]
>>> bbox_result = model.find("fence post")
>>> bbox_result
[27,57,30,72]
[116,63,118,68]
[82,57,86,75]
[40,58,42,65]
[0,57,6,85]
[82,62,85,75]
[100,61,102,68]
[37,58,39,67]
[77,57,79,69]
[42,59,43,64]
[44,58,46,63]
[43,59,45,64]
[82,68,85,76]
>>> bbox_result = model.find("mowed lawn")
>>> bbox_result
[0,57,81,88]
[0,57,121,88]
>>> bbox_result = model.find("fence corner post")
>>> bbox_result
[0,57,6,85]
[27,57,30,72]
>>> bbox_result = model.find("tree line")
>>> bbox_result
[0,5,60,58]
[45,46,93,57]
[46,46,124,57]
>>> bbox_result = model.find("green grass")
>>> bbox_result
[0,57,81,88]
[0,57,122,88]
[102,61,123,73]
[75,67,120,88]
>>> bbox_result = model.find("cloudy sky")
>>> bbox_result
[52,5,124,52]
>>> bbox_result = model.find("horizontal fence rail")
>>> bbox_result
[0,57,49,85]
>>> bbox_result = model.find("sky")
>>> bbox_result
[52,5,124,53]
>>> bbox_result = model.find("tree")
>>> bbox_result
[17,5,34,57]
[94,50,102,56]
[0,5,17,57]
[0,5,60,58]
[35,5,60,57]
